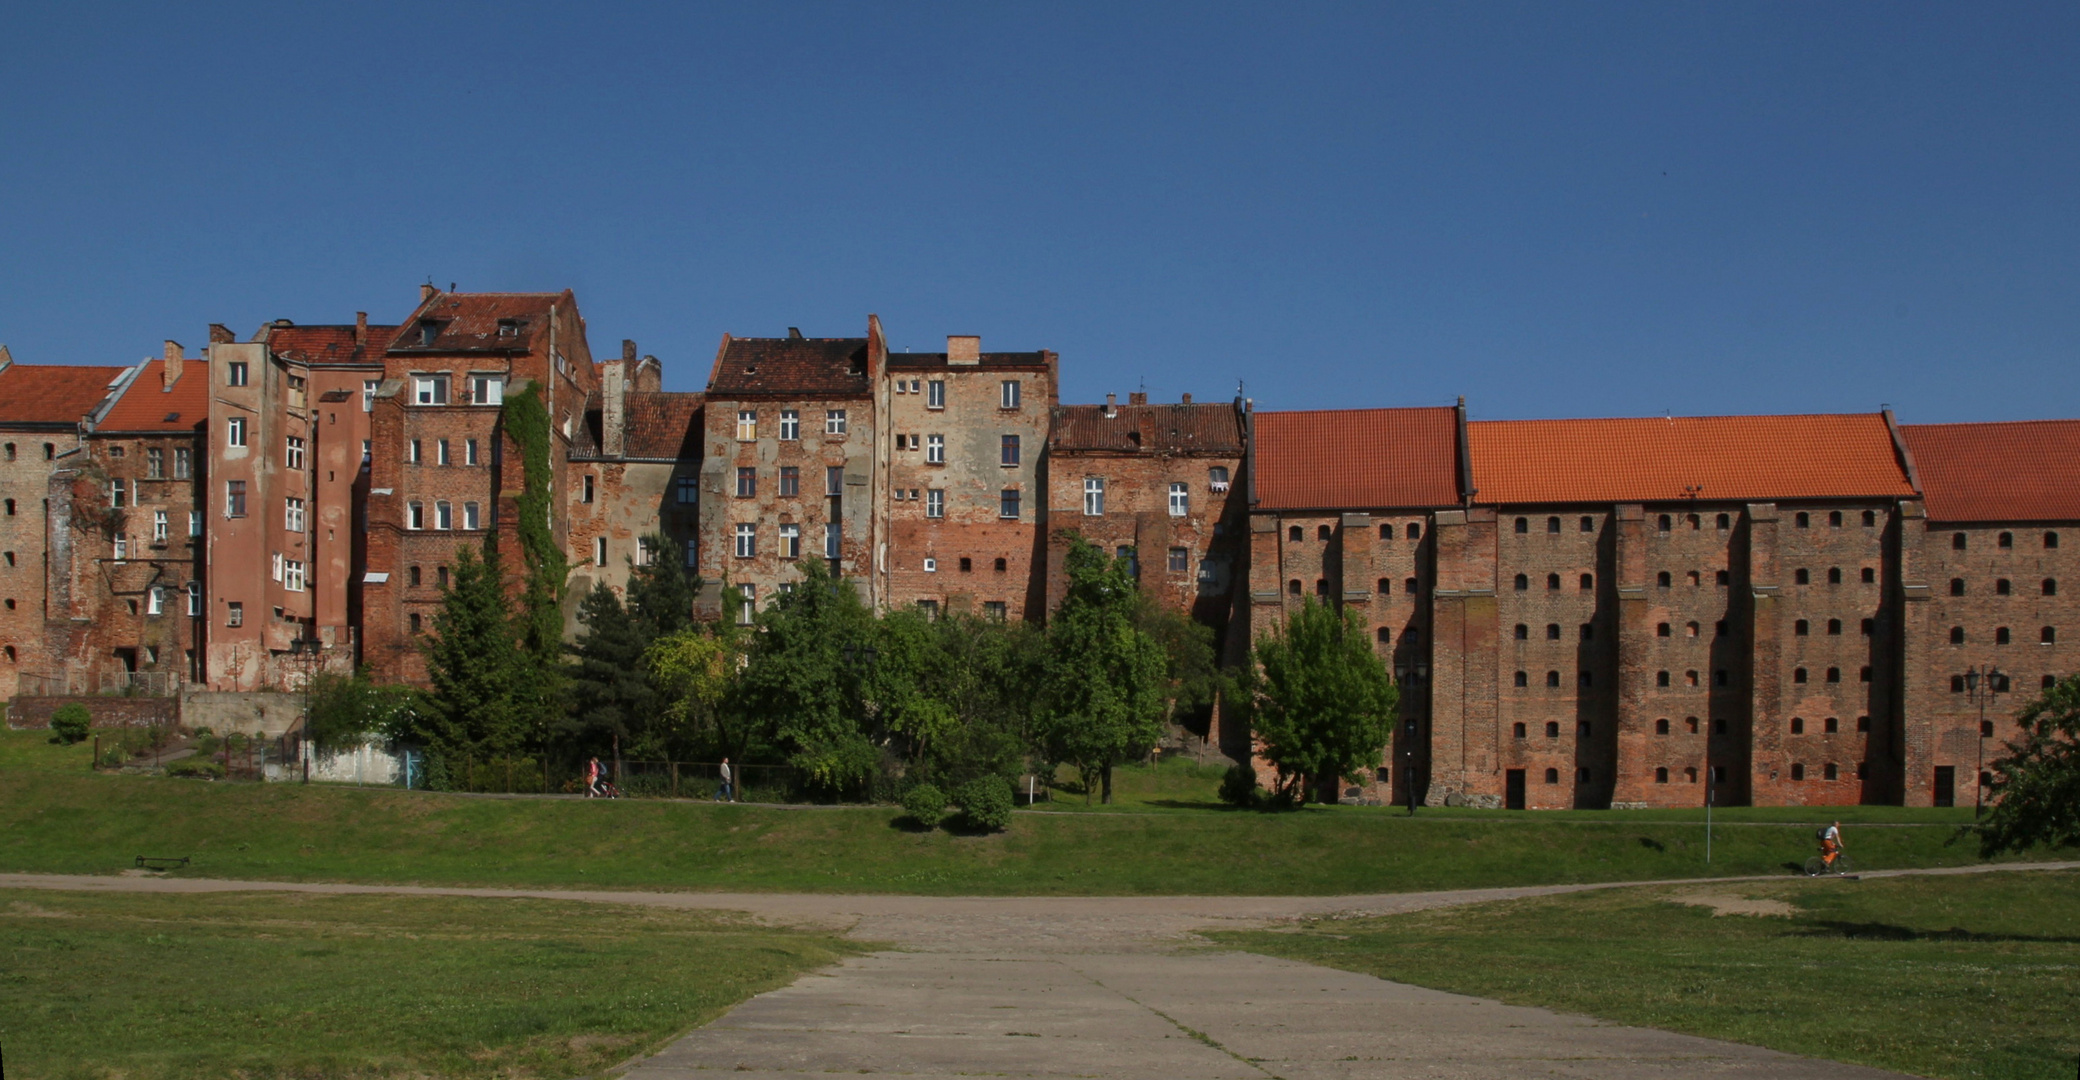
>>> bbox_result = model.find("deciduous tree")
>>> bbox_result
[1035,538,1167,803]
[1979,674,2080,856]
[1250,596,1398,804]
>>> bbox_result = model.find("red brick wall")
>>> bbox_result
[7,695,178,729]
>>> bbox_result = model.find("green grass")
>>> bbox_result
[1211,870,2080,1080]
[0,727,100,772]
[0,754,2038,894]
[0,887,862,1079]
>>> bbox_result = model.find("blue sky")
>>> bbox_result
[2,2,2075,421]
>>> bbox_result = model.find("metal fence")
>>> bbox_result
[431,756,804,800]
[17,671,181,697]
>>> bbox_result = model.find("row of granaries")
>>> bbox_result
[3,284,2077,809]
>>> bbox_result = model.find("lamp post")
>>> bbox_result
[1962,664,2007,817]
[291,637,320,783]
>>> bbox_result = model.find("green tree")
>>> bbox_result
[305,670,421,751]
[626,532,697,639]
[869,610,1041,788]
[563,581,659,755]
[728,558,878,794]
[646,624,745,759]
[1978,674,2080,856]
[49,703,91,744]
[1250,596,1398,804]
[1035,538,1168,803]
[1133,596,1227,728]
[421,545,530,760]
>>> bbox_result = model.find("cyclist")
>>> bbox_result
[1819,820,1843,870]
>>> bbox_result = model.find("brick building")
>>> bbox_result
[565,340,703,626]
[361,288,598,683]
[884,337,1056,621]
[0,350,128,696]
[1896,421,2080,808]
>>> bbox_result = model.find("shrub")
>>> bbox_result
[166,759,225,780]
[49,703,91,744]
[902,783,948,829]
[954,775,1014,833]
[1218,762,1260,807]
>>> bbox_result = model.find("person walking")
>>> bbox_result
[586,756,603,799]
[717,757,734,803]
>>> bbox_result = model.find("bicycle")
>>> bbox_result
[1803,852,1856,876]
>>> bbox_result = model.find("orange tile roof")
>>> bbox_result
[387,292,567,354]
[96,360,208,433]
[1900,420,2080,523]
[0,363,127,428]
[1254,407,1461,510]
[268,324,397,365]
[1467,413,1915,505]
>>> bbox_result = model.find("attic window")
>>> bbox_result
[496,319,522,338]
[162,412,180,423]
[418,320,442,347]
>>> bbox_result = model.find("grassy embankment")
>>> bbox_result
[1214,869,2080,1080]
[0,730,2024,894]
[0,887,862,1080]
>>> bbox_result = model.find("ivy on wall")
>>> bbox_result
[498,380,570,727]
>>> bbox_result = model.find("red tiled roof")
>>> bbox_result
[1049,402,1245,456]
[623,391,703,459]
[706,337,871,398]
[1468,413,1915,505]
[0,363,127,428]
[268,324,398,365]
[1900,420,2080,523]
[386,292,566,354]
[96,360,209,433]
[1254,407,1461,510]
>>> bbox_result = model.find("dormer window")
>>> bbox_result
[418,320,442,347]
[496,319,522,339]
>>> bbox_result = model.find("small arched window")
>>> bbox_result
[1579,573,1594,590]
[1514,573,1529,591]
[1657,670,1671,686]
[1287,579,1301,597]
[1513,722,1527,737]
[1546,573,1560,590]
[2045,674,2058,689]
[1514,670,1528,687]
[1514,517,1529,533]
[1544,767,1560,784]
[408,565,422,587]
[1686,621,1700,637]
[1578,671,1594,688]
[1953,532,1968,550]
[1997,578,2012,595]
[1655,718,1669,734]
[2042,626,2058,644]
[1546,516,1561,533]
[2045,531,2060,549]
[1689,571,1702,586]
[1657,622,1671,637]
[1791,717,1804,734]
[1862,567,1876,583]
[1996,627,2011,645]
[1862,510,1876,527]
[1377,627,1392,644]
[1657,514,1672,531]
[1545,721,1559,737]
[1795,512,1810,528]
[1317,524,1332,541]
[1404,628,1421,646]
[1315,579,1329,596]
[1580,623,1594,641]
[1545,671,1560,688]
[1827,618,1841,635]
[1406,523,1421,540]
[1514,623,1529,640]
[994,557,1007,571]
[1999,531,2014,548]
[1578,767,1592,783]
[1288,525,1302,542]
[1826,667,1840,683]
[1829,511,1842,527]
[1378,577,1392,594]
[1657,571,1671,587]
[1378,523,1393,541]
[2045,579,2058,597]
[1795,568,1810,585]
[1950,578,1966,596]
[1687,513,1701,530]
[1795,667,1809,683]
[1828,567,1842,584]
[1546,623,1561,639]
[1791,763,1806,781]
[1950,626,1965,644]
[1404,577,1418,594]
[1580,515,1595,532]
[1794,619,1809,635]
[1685,766,1698,783]
[1656,767,1668,784]
[1717,513,1731,529]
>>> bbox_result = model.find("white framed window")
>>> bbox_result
[146,447,164,478]
[109,479,126,508]
[637,537,655,566]
[271,552,282,581]
[1084,477,1106,516]
[463,502,479,530]
[414,375,449,405]
[113,533,128,561]
[286,436,305,470]
[825,409,847,436]
[926,434,945,464]
[779,523,800,559]
[593,536,607,566]
[226,361,249,387]
[362,379,378,412]
[174,447,191,479]
[188,511,201,538]
[926,489,944,518]
[437,439,451,465]
[734,523,755,558]
[147,586,163,616]
[435,501,452,530]
[226,602,243,627]
[407,501,424,530]
[825,522,841,559]
[153,509,168,543]
[736,410,758,440]
[465,438,479,466]
[1168,482,1189,517]
[780,409,800,440]
[470,374,504,406]
[408,439,422,464]
[285,498,305,533]
[186,580,201,616]
[738,583,756,626]
[284,559,305,593]
[927,380,945,409]
[1000,380,1021,409]
[226,416,246,447]
[923,557,937,572]
[581,474,596,503]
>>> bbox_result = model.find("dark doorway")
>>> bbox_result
[1932,766,1955,808]
[1505,769,1526,810]
[112,648,138,673]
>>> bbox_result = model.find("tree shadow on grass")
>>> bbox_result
[1792,921,2080,944]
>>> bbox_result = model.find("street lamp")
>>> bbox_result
[1963,664,2007,817]
[290,637,321,784]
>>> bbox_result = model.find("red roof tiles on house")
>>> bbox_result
[1467,413,1915,505]
[706,337,872,398]
[623,391,703,460]
[1049,402,1245,456]
[1900,420,2080,523]
[0,363,127,428]
[96,360,209,433]
[268,324,398,365]
[386,292,566,354]
[1253,407,1462,510]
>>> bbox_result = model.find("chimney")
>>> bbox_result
[355,312,369,345]
[602,359,628,458]
[162,341,184,391]
[1105,393,1117,418]
[1128,391,1147,406]
[1181,392,1192,404]
[947,335,980,365]
[622,339,637,362]
[420,283,439,303]
[787,327,804,340]
[209,324,235,344]
[635,355,662,393]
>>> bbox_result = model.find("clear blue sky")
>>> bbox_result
[3,2,2075,422]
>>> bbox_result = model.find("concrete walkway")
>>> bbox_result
[7,863,2072,1078]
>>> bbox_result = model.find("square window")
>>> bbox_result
[470,375,504,406]
[583,474,596,503]
[676,476,697,504]
[226,361,249,387]
[227,602,243,627]
[284,498,305,533]
[435,501,452,530]
[734,524,755,558]
[825,409,847,436]
[737,410,759,440]
[413,375,448,405]
[1000,488,1021,519]
[436,438,450,465]
[1168,547,1189,573]
[779,523,800,559]
[779,467,799,497]
[926,434,945,464]
[594,536,607,566]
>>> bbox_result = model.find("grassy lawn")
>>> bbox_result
[1211,869,2080,1080]
[0,887,862,1079]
